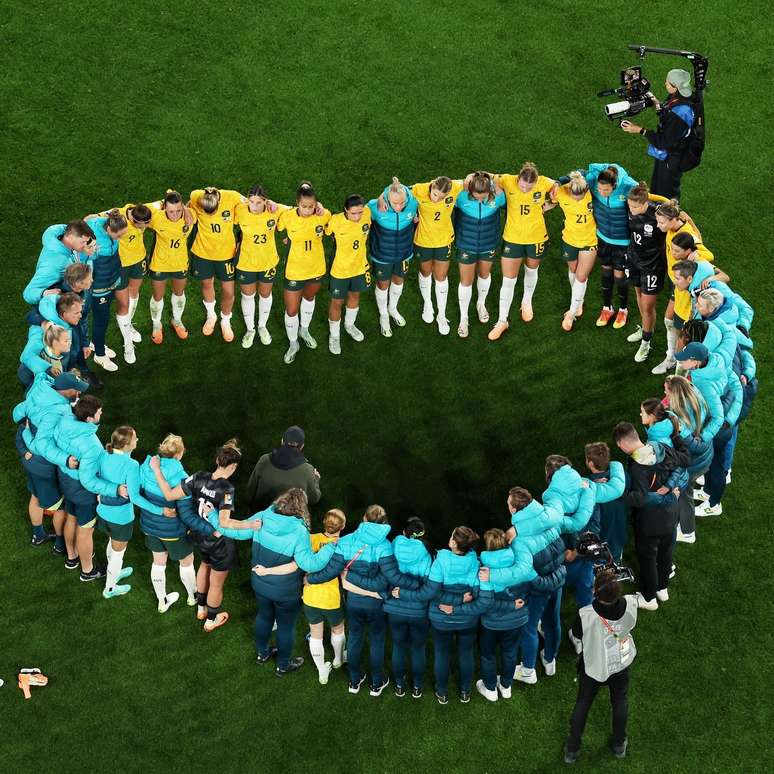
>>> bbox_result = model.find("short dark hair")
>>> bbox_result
[671,231,696,252]
[56,291,84,315]
[545,454,572,483]
[452,526,479,554]
[72,394,103,422]
[507,486,532,512]
[64,219,96,240]
[584,442,610,471]
[612,422,639,445]
[672,259,697,278]
[594,569,622,604]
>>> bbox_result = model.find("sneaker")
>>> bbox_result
[256,646,279,664]
[197,605,207,621]
[91,343,116,358]
[422,303,435,324]
[669,564,677,580]
[30,532,54,546]
[540,651,556,676]
[369,676,390,697]
[317,662,333,685]
[379,316,392,337]
[151,327,163,345]
[123,345,136,365]
[564,745,580,764]
[568,630,582,654]
[93,354,118,372]
[496,678,511,699]
[299,327,317,349]
[487,320,509,341]
[656,588,669,603]
[276,657,304,676]
[476,303,489,323]
[158,592,180,613]
[695,501,722,518]
[634,340,651,363]
[394,683,406,698]
[117,566,133,582]
[561,311,575,332]
[651,356,676,375]
[328,336,341,355]
[436,316,450,336]
[693,488,709,502]
[80,565,107,582]
[348,674,367,694]
[221,320,234,342]
[459,691,471,704]
[129,325,142,343]
[627,326,643,343]
[411,686,422,699]
[726,470,732,485]
[344,324,364,342]
[241,329,256,349]
[457,320,469,338]
[634,592,658,610]
[51,543,66,556]
[611,738,628,759]
[203,611,230,632]
[257,326,272,346]
[283,341,300,364]
[520,303,534,322]
[696,474,705,486]
[102,584,131,599]
[596,307,614,327]
[171,321,188,340]
[187,595,197,607]
[389,310,406,327]
[64,556,79,570]
[202,317,217,336]
[613,308,628,329]
[676,528,696,543]
[476,679,498,702]
[435,691,449,705]
[513,665,537,685]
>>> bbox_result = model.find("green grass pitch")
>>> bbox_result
[0,2,771,771]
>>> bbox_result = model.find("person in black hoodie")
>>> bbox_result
[245,426,321,510]
[612,422,689,611]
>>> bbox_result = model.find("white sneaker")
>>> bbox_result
[389,309,406,327]
[695,501,722,518]
[656,588,669,603]
[540,650,556,676]
[436,316,450,336]
[475,679,498,702]
[676,528,696,544]
[299,327,317,349]
[422,303,435,324]
[635,592,658,611]
[242,329,256,349]
[458,320,469,338]
[283,341,300,364]
[513,665,537,685]
[158,591,180,613]
[258,326,272,346]
[93,354,118,372]
[695,474,705,486]
[129,325,142,343]
[92,343,117,358]
[651,356,676,375]
[692,488,709,502]
[634,341,651,363]
[345,324,364,342]
[379,315,392,337]
[476,303,489,323]
[568,630,582,655]
[328,336,341,355]
[318,661,333,685]
[626,326,643,343]
[496,677,511,699]
[187,595,196,607]
[725,470,732,485]
[123,345,136,365]
[669,564,677,580]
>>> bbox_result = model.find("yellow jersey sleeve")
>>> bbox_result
[330,210,371,278]
[497,174,518,194]
[101,203,147,267]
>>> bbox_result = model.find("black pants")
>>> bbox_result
[635,529,674,601]
[91,291,115,357]
[650,155,684,200]
[567,667,629,753]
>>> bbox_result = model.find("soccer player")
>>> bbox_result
[489,162,555,338]
[550,171,598,331]
[452,172,506,337]
[189,186,245,340]
[277,182,331,364]
[367,178,419,337]
[326,194,372,354]
[147,191,197,344]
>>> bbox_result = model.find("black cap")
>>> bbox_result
[282,426,305,446]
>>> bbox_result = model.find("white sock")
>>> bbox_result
[171,293,186,324]
[203,299,216,320]
[665,318,677,359]
[179,563,196,598]
[151,564,167,602]
[128,295,139,323]
[331,631,346,664]
[388,281,403,313]
[241,292,256,331]
[375,286,389,318]
[300,298,316,328]
[116,313,133,347]
[149,297,164,328]
[105,546,125,592]
[458,283,472,322]
[309,636,327,673]
[568,269,576,288]
[418,273,432,306]
[284,313,299,343]
[220,311,232,323]
[344,307,358,327]
[329,318,341,338]
[434,278,449,319]
[477,275,491,307]
[522,267,539,305]
[258,294,272,329]
[569,279,588,315]
[498,277,517,323]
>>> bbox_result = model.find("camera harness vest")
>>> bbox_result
[579,595,638,681]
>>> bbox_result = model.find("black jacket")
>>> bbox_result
[645,96,693,156]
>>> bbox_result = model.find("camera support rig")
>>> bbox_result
[628,44,709,93]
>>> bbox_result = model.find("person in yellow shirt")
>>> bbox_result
[189,186,245,342]
[325,195,372,355]
[276,182,331,364]
[234,185,287,349]
[490,162,556,339]
[147,191,197,344]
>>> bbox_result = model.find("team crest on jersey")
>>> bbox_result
[445,196,454,205]
[221,210,231,220]
[315,225,323,235]
[532,192,542,201]
[183,225,190,233]
[362,224,370,233]
[587,202,593,211]
[644,224,653,234]
[267,219,276,229]
[223,492,233,505]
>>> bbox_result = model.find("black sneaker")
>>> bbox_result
[611,738,628,759]
[64,556,80,570]
[564,744,579,764]
[276,657,304,676]
[459,690,471,704]
[394,683,406,698]
[412,686,422,699]
[51,543,66,556]
[31,532,54,546]
[80,564,106,582]
[348,674,367,694]
[369,676,389,697]
[256,646,278,664]
[435,691,448,705]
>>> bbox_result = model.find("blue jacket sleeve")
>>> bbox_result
[178,497,216,536]
[22,279,46,305]
[31,413,70,468]
[343,566,389,593]
[740,349,756,380]
[306,550,346,582]
[376,554,423,590]
[592,462,626,503]
[559,485,596,533]
[487,555,539,587]
[20,329,51,375]
[723,372,743,427]
[398,578,443,602]
[209,507,267,539]
[447,588,494,616]
[15,425,28,456]
[78,444,119,497]
[530,565,566,592]
[700,385,725,441]
[125,463,163,515]
[12,399,28,424]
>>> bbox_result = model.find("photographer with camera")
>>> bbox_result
[620,69,695,199]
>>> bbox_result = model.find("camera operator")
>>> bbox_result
[620,69,695,199]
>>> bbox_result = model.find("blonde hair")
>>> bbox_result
[568,170,588,196]
[698,288,724,313]
[273,488,311,529]
[484,528,506,551]
[44,324,69,349]
[387,176,406,201]
[158,433,184,458]
[107,425,135,454]
[323,508,346,535]
[655,199,681,221]
[468,171,494,202]
[430,176,453,195]
[665,375,705,437]
[200,187,221,214]
[518,161,539,183]
[364,504,387,523]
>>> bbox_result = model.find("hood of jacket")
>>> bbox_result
[27,373,70,411]
[269,444,307,470]
[480,546,516,569]
[647,418,674,444]
[543,465,582,513]
[393,535,432,576]
[692,351,727,393]
[512,499,556,536]
[689,260,715,291]
[631,440,668,467]
[435,548,480,586]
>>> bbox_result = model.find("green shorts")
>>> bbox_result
[118,259,148,289]
[673,313,685,330]
[236,265,278,285]
[329,271,372,298]
[414,245,452,263]
[149,269,187,281]
[371,258,411,281]
[285,275,324,291]
[144,533,193,561]
[456,247,498,265]
[303,604,344,627]
[98,517,133,542]
[190,254,236,282]
[502,240,547,260]
[561,242,597,262]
